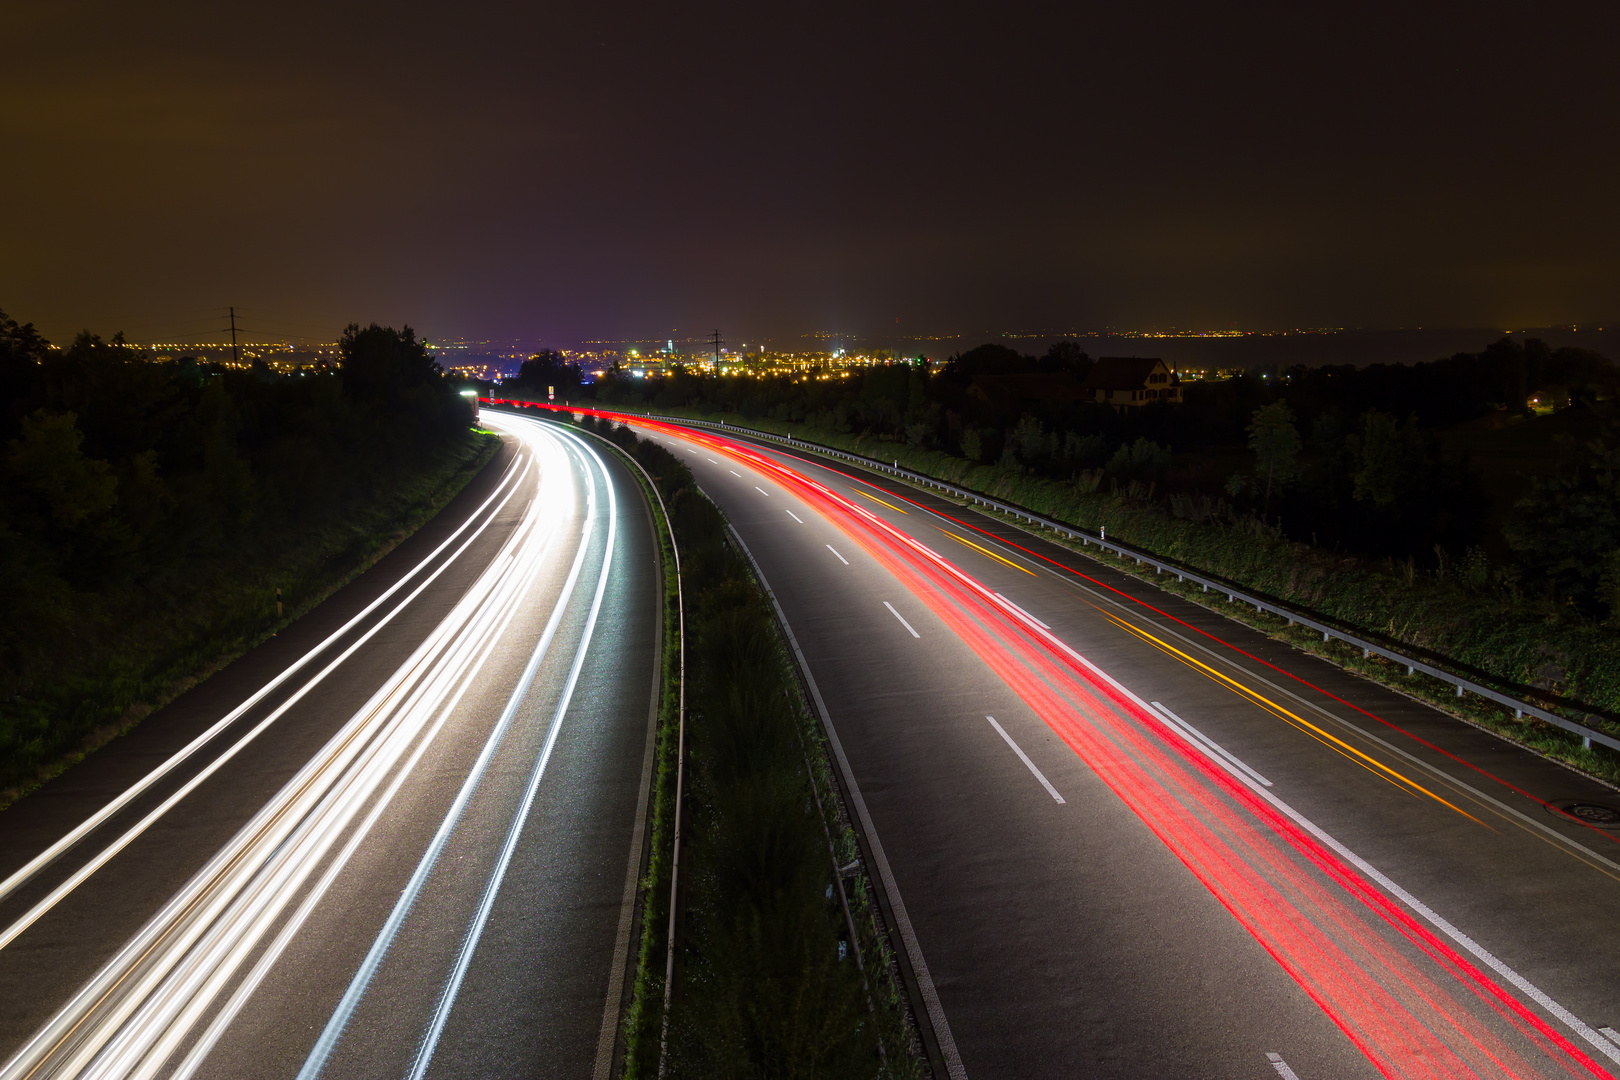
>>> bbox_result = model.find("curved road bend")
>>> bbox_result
[621,413,1620,1080]
[0,414,660,1080]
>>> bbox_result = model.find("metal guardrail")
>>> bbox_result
[631,410,1619,755]
[484,399,1618,754]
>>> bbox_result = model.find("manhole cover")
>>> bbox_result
[1548,799,1620,828]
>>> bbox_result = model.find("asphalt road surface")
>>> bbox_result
[611,410,1620,1080]
[0,413,660,1080]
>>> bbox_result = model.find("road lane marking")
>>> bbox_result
[883,601,920,638]
[940,529,1036,575]
[855,489,908,514]
[706,457,717,463]
[729,469,742,477]
[755,486,770,496]
[993,592,1048,627]
[1103,611,1484,825]
[986,717,1064,803]
[1149,701,1272,787]
[1266,1052,1303,1079]
[827,545,850,565]
[785,509,804,523]
[1601,1026,1620,1047]
[981,577,1620,1068]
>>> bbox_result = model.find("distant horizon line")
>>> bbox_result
[106,323,1614,352]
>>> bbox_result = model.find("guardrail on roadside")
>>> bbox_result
[618,409,1618,756]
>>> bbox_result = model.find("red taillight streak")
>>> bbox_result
[847,523,1557,1078]
[525,407,1610,1077]
[620,410,1607,843]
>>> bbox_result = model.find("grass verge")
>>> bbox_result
[543,409,924,1079]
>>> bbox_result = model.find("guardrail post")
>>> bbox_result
[1322,631,1330,642]
[1406,664,1415,676]
[1456,686,1465,698]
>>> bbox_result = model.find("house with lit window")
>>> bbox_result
[1082,357,1182,409]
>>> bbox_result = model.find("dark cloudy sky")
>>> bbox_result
[4,0,1617,346]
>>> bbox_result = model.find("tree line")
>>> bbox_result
[502,336,1620,618]
[1,307,478,786]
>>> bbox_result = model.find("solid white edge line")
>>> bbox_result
[1600,1026,1620,1048]
[406,425,618,1079]
[883,601,920,638]
[1149,701,1274,788]
[720,523,968,1080]
[826,545,850,565]
[992,592,1049,629]
[985,717,1064,803]
[1266,1052,1303,1080]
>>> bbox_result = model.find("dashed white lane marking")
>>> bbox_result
[1265,1052,1302,1079]
[883,601,920,638]
[986,717,1064,803]
[706,457,717,464]
[1602,1026,1620,1048]
[728,469,742,477]
[755,486,770,496]
[826,545,850,565]
[785,509,804,523]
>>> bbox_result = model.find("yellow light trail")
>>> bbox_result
[939,529,1037,575]
[1099,610,1487,827]
[854,489,908,514]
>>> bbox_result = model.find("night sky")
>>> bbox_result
[5,0,1617,347]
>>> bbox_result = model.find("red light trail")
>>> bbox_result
[491,400,1619,1078]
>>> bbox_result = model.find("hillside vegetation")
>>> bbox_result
[0,309,490,801]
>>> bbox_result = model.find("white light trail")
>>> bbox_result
[0,417,607,1080]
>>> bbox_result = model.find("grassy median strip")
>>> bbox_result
[553,411,924,1080]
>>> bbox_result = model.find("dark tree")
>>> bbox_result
[338,323,441,403]
[514,348,583,398]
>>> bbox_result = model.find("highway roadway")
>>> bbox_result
[607,409,1620,1080]
[0,413,660,1080]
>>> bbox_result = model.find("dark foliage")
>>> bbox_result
[572,336,1618,593]
[1503,421,1620,614]
[0,308,479,789]
[509,348,584,401]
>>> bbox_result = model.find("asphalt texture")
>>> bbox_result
[0,414,660,1080]
[636,418,1620,1080]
